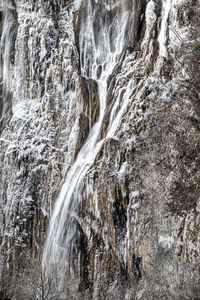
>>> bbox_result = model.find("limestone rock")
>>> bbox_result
[0,0,199,299]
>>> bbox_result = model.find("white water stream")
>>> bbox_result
[43,0,134,275]
[158,0,171,58]
[0,1,16,118]
[43,0,172,282]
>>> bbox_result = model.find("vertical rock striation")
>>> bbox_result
[0,0,199,299]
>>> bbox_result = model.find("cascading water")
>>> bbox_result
[43,0,172,292]
[43,0,136,282]
[0,0,17,119]
[158,0,171,58]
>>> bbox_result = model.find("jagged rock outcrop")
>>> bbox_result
[0,0,199,299]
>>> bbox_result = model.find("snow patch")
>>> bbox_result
[41,207,49,218]
[159,235,174,248]
[145,1,156,27]
[130,190,140,199]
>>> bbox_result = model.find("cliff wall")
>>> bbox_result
[0,0,199,299]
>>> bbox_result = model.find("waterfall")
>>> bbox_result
[43,0,135,282]
[158,0,171,59]
[0,0,16,119]
[43,0,173,290]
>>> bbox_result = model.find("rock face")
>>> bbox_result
[0,0,200,299]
